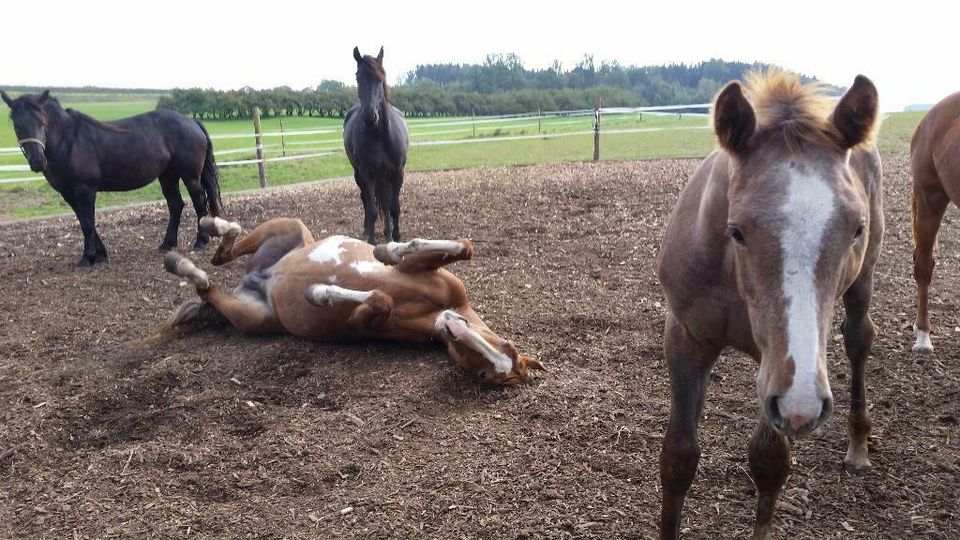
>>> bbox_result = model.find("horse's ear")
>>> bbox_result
[0,90,12,108]
[39,90,51,104]
[712,81,756,156]
[831,75,879,149]
[519,354,547,372]
[353,46,362,63]
[377,47,384,63]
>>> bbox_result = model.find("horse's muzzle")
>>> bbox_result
[763,394,834,437]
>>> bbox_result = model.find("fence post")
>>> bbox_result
[252,107,267,188]
[472,109,476,138]
[279,116,287,157]
[538,109,542,134]
[593,96,602,162]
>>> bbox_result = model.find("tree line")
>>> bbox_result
[155,57,839,119]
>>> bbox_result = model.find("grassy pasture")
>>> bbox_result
[0,93,924,220]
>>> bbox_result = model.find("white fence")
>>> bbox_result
[0,103,710,184]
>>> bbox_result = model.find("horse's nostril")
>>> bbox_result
[765,395,784,429]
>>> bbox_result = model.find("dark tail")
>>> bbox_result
[196,120,223,216]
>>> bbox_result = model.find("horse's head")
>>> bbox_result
[714,71,879,437]
[1,89,51,172]
[353,46,388,128]
[435,310,546,385]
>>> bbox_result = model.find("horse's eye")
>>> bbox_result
[854,224,865,241]
[729,224,747,246]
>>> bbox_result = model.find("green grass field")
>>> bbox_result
[0,95,925,220]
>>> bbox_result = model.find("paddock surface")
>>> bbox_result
[0,156,958,539]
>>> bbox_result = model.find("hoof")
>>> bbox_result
[844,459,872,475]
[912,327,934,354]
[193,238,209,251]
[158,243,176,253]
[200,216,241,238]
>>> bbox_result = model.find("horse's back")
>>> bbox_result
[912,92,960,190]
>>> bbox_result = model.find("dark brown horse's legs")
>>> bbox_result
[185,180,210,250]
[158,175,185,251]
[911,187,949,352]
[842,270,877,471]
[748,420,790,539]
[358,179,378,244]
[72,186,101,268]
[659,314,718,539]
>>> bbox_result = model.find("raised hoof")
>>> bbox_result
[199,216,241,238]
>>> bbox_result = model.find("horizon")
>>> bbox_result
[3,0,956,112]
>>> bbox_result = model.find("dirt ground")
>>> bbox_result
[0,156,958,539]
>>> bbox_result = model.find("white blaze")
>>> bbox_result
[779,170,835,418]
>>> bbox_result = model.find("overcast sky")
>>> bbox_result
[3,0,955,111]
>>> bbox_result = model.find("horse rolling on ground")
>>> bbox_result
[160,216,545,385]
[343,46,410,244]
[909,91,960,352]
[656,71,882,539]
[0,90,222,269]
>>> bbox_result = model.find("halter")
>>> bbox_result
[18,138,45,160]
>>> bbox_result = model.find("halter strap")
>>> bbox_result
[19,138,45,151]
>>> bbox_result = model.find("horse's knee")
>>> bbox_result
[660,430,700,492]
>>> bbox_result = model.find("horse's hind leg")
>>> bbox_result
[659,313,719,539]
[206,217,314,272]
[911,183,949,352]
[159,173,185,251]
[163,251,276,333]
[748,420,791,540]
[841,267,877,472]
[374,238,473,273]
[183,177,209,250]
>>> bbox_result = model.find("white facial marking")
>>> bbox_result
[309,235,353,264]
[779,169,835,419]
[351,260,385,274]
[913,328,934,353]
[305,284,373,306]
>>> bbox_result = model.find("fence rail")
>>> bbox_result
[0,103,711,184]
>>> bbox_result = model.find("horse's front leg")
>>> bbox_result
[158,174,185,252]
[305,284,394,332]
[659,313,719,539]
[357,176,378,244]
[70,186,102,270]
[748,419,791,539]
[841,269,878,472]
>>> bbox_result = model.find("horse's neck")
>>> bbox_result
[42,105,75,155]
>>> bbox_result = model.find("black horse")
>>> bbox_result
[1,90,222,269]
[343,46,410,244]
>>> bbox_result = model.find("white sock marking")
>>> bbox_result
[306,284,373,306]
[384,239,463,263]
[913,327,933,352]
[779,170,835,418]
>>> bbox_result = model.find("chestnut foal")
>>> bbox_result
[163,216,544,385]
[910,91,960,352]
[657,71,882,538]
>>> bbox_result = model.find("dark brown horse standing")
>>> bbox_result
[1,90,222,269]
[656,71,882,538]
[343,47,410,244]
[909,92,960,353]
